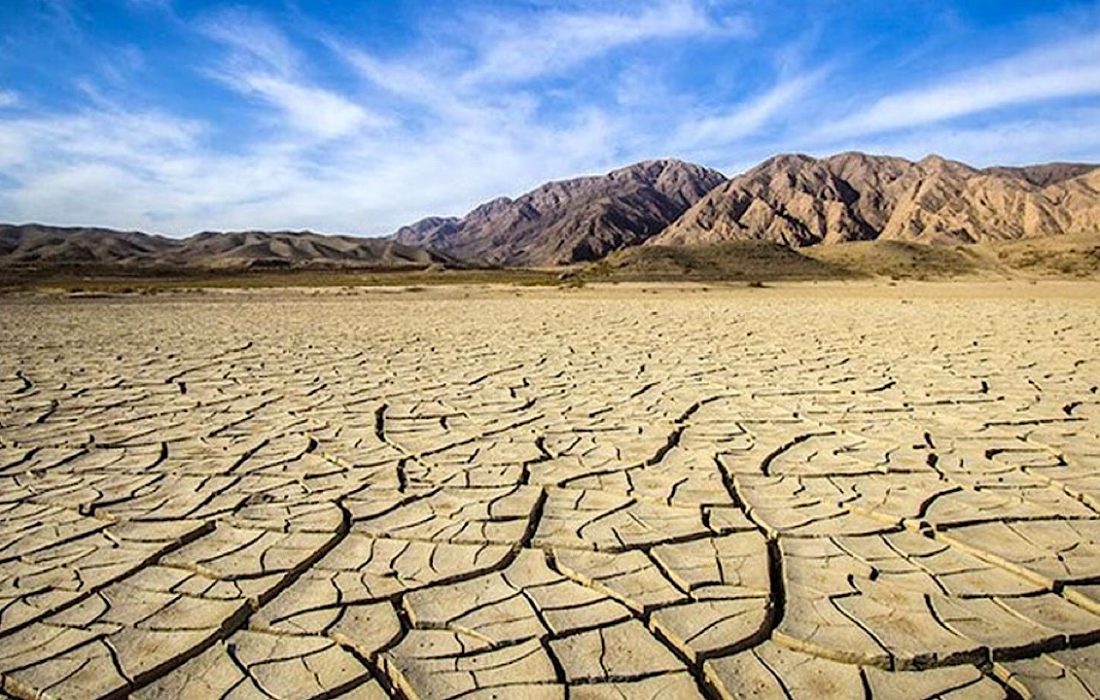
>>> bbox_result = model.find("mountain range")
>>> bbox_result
[2,152,1098,272]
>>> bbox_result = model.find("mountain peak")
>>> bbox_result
[392,159,726,265]
[753,153,818,171]
[616,158,716,174]
[916,153,976,174]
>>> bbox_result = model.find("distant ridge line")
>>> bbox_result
[4,151,1098,270]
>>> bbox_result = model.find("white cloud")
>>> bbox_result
[330,0,744,126]
[824,31,1100,138]
[198,10,387,141]
[328,43,479,125]
[819,109,1100,168]
[321,0,753,191]
[461,0,746,85]
[671,70,825,150]
[0,90,19,108]
[3,2,677,236]
[0,109,200,166]
[0,96,627,236]
[236,74,384,138]
[197,8,299,76]
[335,48,436,101]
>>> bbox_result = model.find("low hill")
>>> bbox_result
[584,234,1100,283]
[585,242,854,282]
[801,241,987,280]
[0,224,453,270]
[0,225,178,265]
[986,232,1100,278]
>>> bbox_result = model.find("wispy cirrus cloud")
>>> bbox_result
[0,72,621,235]
[459,0,749,85]
[196,8,299,75]
[0,90,19,108]
[671,69,826,152]
[822,30,1100,139]
[198,8,386,140]
[819,107,1100,168]
[327,0,747,123]
[236,74,387,138]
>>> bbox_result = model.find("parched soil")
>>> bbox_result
[1,283,1099,699]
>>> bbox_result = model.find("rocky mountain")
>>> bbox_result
[651,153,1100,248]
[391,216,461,251]
[392,159,727,266]
[0,224,452,269]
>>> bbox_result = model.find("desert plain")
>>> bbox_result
[2,280,1100,699]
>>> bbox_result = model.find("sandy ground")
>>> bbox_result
[1,281,1099,698]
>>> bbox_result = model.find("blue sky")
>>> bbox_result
[2,0,1100,236]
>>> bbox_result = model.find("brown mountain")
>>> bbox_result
[0,225,179,265]
[651,153,1100,248]
[0,224,453,270]
[392,159,727,265]
[390,216,461,252]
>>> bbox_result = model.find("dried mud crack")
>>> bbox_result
[2,286,1100,698]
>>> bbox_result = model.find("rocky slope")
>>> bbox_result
[0,225,452,269]
[392,159,727,266]
[650,153,1100,248]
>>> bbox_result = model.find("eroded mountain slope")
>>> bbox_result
[652,153,1100,247]
[393,159,726,265]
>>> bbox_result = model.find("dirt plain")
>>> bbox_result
[1,281,1099,699]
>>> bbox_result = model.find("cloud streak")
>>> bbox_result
[237,75,384,138]
[823,31,1100,139]
[672,69,826,151]
[460,0,747,85]
[199,8,387,141]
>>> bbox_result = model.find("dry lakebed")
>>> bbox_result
[1,281,1099,699]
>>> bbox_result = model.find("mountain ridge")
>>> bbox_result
[650,152,1100,248]
[392,158,727,266]
[0,225,454,269]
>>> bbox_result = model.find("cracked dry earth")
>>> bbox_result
[2,287,1100,700]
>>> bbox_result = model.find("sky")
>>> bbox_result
[2,1,1100,237]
